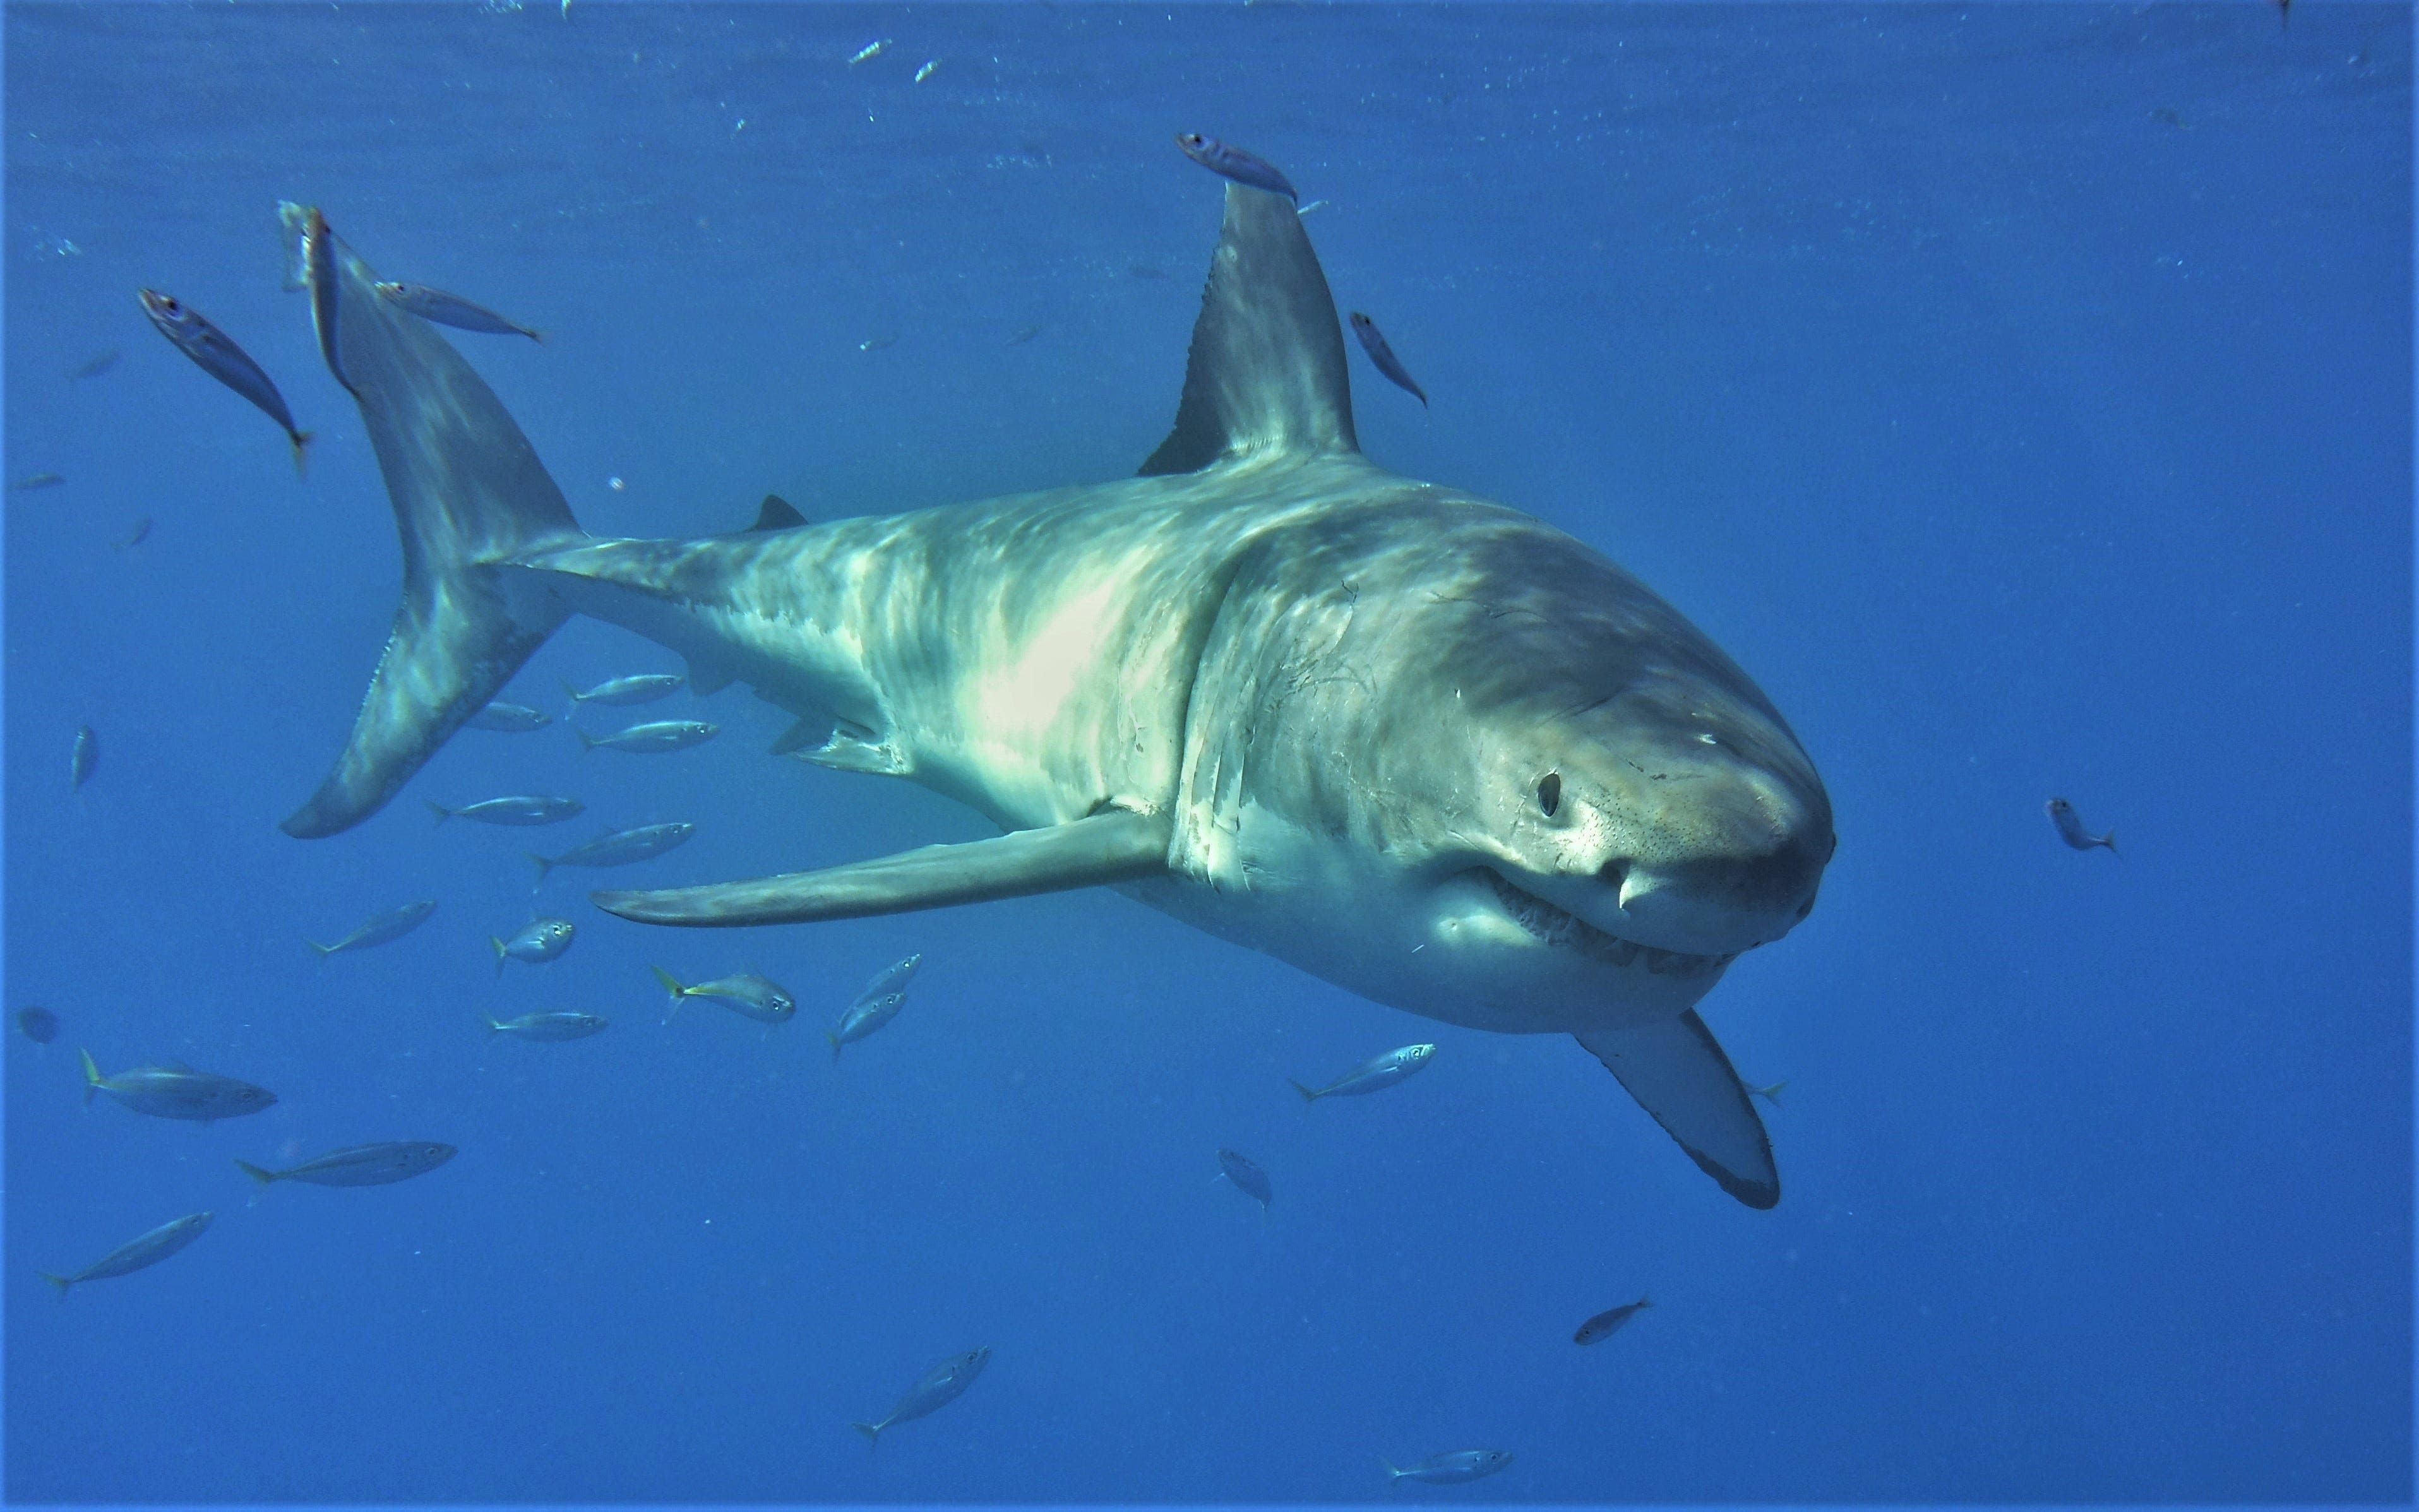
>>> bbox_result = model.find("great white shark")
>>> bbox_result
[284,176,1833,1208]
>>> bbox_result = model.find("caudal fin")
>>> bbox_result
[492,937,510,977]
[40,1272,71,1301]
[234,1160,279,1185]
[289,429,314,478]
[827,1031,844,1063]
[427,800,453,826]
[851,1421,883,1449]
[528,852,556,888]
[652,965,689,1020]
[1288,1079,1321,1104]
[279,211,584,840]
[79,1048,102,1106]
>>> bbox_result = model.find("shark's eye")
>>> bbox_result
[1536,773,1561,817]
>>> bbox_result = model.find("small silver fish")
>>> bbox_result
[1216,1148,1272,1210]
[1290,1043,1435,1102]
[575,719,717,754]
[654,965,795,1024]
[67,348,120,381]
[374,282,546,343]
[1174,133,1298,201]
[114,517,154,550]
[1748,1080,1786,1105]
[428,795,585,826]
[528,822,695,883]
[136,290,312,474]
[308,900,437,958]
[12,472,65,491]
[857,335,897,352]
[485,1010,608,1042]
[913,59,938,83]
[41,1212,212,1299]
[70,725,97,789]
[493,918,577,975]
[848,37,891,65]
[304,207,355,397]
[236,1141,455,1188]
[1007,324,1043,346]
[2045,797,2117,855]
[860,953,924,999]
[467,701,552,732]
[563,673,684,708]
[1347,313,1428,407]
[827,991,906,1060]
[1573,1297,1651,1345]
[852,1346,990,1447]
[81,1051,276,1122]
[1383,1449,1513,1485]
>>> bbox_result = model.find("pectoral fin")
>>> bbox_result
[594,808,1172,927]
[1574,1012,1779,1210]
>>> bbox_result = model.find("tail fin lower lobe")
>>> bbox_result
[281,218,585,839]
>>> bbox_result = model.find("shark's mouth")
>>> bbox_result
[1477,869,1735,978]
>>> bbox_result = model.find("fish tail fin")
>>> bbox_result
[492,938,510,976]
[851,1421,882,1449]
[427,799,452,826]
[827,1032,843,1063]
[305,939,337,959]
[525,326,548,345]
[289,429,314,478]
[1380,1457,1401,1482]
[483,1015,505,1035]
[40,1273,71,1300]
[574,727,598,754]
[79,1048,100,1105]
[528,852,555,887]
[278,222,585,841]
[651,965,687,1001]
[2103,830,2120,858]
[234,1160,278,1185]
[1288,1079,1320,1104]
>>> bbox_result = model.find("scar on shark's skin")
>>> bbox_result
[277,177,1831,1210]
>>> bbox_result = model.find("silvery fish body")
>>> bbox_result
[1216,1148,1272,1209]
[70,725,97,789]
[136,289,311,472]
[852,1346,991,1446]
[575,719,717,754]
[467,701,552,732]
[2045,797,2117,854]
[1384,1449,1513,1485]
[1572,1297,1651,1345]
[309,900,437,957]
[1291,1043,1435,1102]
[827,991,906,1059]
[42,1212,212,1297]
[564,673,684,706]
[655,966,794,1023]
[430,794,583,826]
[236,1141,454,1187]
[1174,132,1298,200]
[486,1010,608,1041]
[859,952,923,999]
[374,282,544,342]
[305,208,354,396]
[81,1051,275,1121]
[493,917,577,973]
[529,822,694,882]
[1347,312,1428,407]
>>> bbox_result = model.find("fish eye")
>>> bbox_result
[1536,772,1561,817]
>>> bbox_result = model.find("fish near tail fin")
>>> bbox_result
[851,1421,883,1450]
[651,965,690,1020]
[40,1272,71,1301]
[2103,829,2120,858]
[278,217,585,841]
[234,1160,279,1185]
[79,1048,101,1105]
[1380,1457,1402,1483]
[1288,1079,1320,1104]
[289,429,314,478]
[427,800,453,826]
[491,938,510,977]
[527,852,556,888]
[827,1031,844,1063]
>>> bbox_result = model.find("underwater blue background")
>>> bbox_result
[3,2,2409,1503]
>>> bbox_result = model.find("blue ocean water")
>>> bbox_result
[3,2,2410,1503]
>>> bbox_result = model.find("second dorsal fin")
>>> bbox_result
[1140,182,1358,476]
[748,493,806,532]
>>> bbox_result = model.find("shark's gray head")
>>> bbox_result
[1174,487,1831,1025]
[1401,504,1832,963]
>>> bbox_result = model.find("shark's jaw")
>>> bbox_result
[1473,867,1736,979]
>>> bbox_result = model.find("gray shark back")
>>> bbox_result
[280,225,585,838]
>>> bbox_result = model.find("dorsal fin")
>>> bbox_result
[1140,183,1358,476]
[748,493,806,532]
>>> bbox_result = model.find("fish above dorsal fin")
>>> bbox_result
[748,493,806,532]
[1140,182,1358,476]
